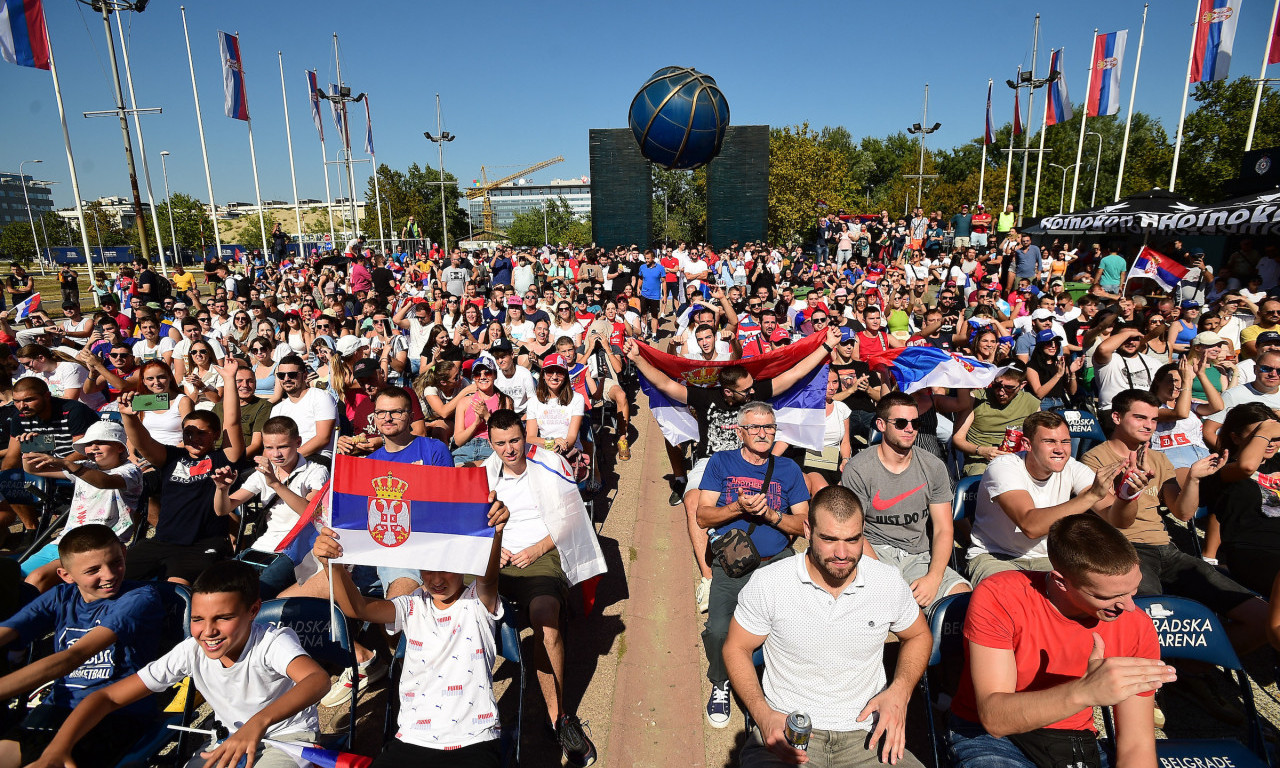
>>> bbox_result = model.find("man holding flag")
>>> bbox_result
[625,325,840,613]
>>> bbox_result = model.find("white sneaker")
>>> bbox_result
[320,650,385,708]
[696,577,711,614]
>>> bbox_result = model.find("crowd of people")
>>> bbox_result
[0,207,1276,768]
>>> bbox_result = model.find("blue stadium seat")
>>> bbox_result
[950,475,982,573]
[255,598,359,749]
[1052,407,1107,459]
[920,592,970,768]
[1134,596,1270,767]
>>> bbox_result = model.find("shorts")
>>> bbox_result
[3,704,147,768]
[378,566,423,594]
[498,548,569,626]
[640,297,661,317]
[965,551,1051,585]
[686,457,711,500]
[1159,442,1209,469]
[19,542,60,576]
[1133,543,1257,611]
[870,543,970,610]
[910,238,924,251]
[125,536,232,584]
[181,731,317,768]
[370,736,499,768]
[953,236,971,249]
[971,233,988,247]
[1100,283,1121,294]
[452,436,494,466]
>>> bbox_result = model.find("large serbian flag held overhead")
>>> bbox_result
[634,330,828,451]
[862,346,1009,393]
[328,455,494,576]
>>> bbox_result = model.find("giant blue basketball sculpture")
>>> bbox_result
[629,67,730,170]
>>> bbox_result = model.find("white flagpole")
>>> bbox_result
[321,138,336,246]
[1116,4,1148,200]
[1031,49,1054,218]
[246,117,268,253]
[44,21,98,306]
[980,79,990,206]
[1071,32,1097,212]
[278,52,303,258]
[1247,0,1280,151]
[180,6,221,257]
[1170,5,1201,192]
[114,12,167,276]
[371,156,385,251]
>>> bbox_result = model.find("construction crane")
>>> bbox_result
[465,156,564,240]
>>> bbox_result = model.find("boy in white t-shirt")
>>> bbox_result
[311,499,510,768]
[29,561,330,768]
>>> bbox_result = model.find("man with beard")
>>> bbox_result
[953,370,1042,477]
[724,485,930,767]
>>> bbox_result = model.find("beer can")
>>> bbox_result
[784,711,811,751]
[1001,427,1023,453]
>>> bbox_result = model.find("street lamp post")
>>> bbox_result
[1086,131,1103,208]
[313,35,364,241]
[905,84,942,209]
[1047,163,1074,215]
[19,160,43,268]
[160,151,178,264]
[423,94,455,253]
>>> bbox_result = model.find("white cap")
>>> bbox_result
[73,420,127,452]
[335,335,368,356]
[1031,308,1054,321]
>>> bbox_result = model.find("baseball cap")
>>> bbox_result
[834,288,848,298]
[73,421,127,452]
[490,339,514,354]
[469,353,498,375]
[1258,330,1280,346]
[352,358,380,379]
[541,353,571,373]
[507,297,524,309]
[1180,300,1201,310]
[335,335,368,356]
[1031,308,1054,321]
[1035,329,1057,344]
[840,327,856,343]
[1192,331,1224,347]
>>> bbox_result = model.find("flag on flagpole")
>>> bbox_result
[0,0,49,69]
[329,456,494,575]
[363,95,374,157]
[1127,246,1189,292]
[262,740,371,768]
[1270,1,1280,65]
[1044,49,1073,126]
[328,83,349,149]
[218,31,249,121]
[984,81,995,145]
[1012,90,1023,137]
[633,331,829,451]
[306,69,324,141]
[12,292,40,321]
[861,346,1009,394]
[273,479,330,585]
[1087,30,1128,117]
[1191,0,1242,83]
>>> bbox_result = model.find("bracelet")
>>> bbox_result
[823,343,834,352]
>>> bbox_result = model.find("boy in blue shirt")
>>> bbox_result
[0,524,162,768]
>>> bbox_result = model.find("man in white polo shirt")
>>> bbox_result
[724,485,931,767]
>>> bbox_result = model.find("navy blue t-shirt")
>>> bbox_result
[368,435,453,467]
[2,581,162,713]
[491,257,513,287]
[699,450,809,558]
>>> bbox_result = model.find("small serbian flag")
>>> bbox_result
[0,0,50,70]
[862,346,1008,394]
[984,80,995,146]
[1127,246,1189,292]
[13,292,39,321]
[262,740,371,768]
[274,479,330,585]
[1271,1,1280,65]
[329,455,494,575]
[1190,0,1241,84]
[1044,48,1072,127]
[218,31,249,121]
[1012,90,1022,137]
[1087,30,1127,117]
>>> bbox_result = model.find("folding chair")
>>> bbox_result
[1052,407,1107,460]
[920,592,971,768]
[1133,596,1271,768]
[950,475,982,574]
[116,582,197,768]
[255,598,359,749]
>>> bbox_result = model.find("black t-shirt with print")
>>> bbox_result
[155,446,235,546]
[8,398,99,458]
[1203,453,1280,553]
[685,378,775,461]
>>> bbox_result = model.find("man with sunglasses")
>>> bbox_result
[269,354,337,465]
[954,369,1042,477]
[1241,297,1280,359]
[392,300,435,378]
[1237,330,1280,385]
[843,393,971,610]
[1203,348,1280,451]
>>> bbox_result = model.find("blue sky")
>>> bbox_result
[4,0,1275,210]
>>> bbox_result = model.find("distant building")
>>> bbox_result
[467,177,590,231]
[0,173,54,226]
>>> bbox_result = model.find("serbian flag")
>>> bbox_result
[984,81,995,145]
[12,292,40,321]
[634,330,828,450]
[862,346,1009,394]
[329,83,350,149]
[306,69,324,141]
[0,0,49,69]
[363,95,374,157]
[1127,246,1188,292]
[1087,30,1127,117]
[1270,2,1280,65]
[263,740,371,768]
[1012,90,1022,137]
[1191,0,1242,83]
[1044,49,1072,126]
[218,31,249,121]
[329,455,494,575]
[274,479,330,585]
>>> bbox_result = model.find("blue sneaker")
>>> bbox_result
[706,680,731,728]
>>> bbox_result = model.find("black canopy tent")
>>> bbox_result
[1025,189,1196,236]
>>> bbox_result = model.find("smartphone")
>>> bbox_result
[19,434,57,454]
[132,392,171,412]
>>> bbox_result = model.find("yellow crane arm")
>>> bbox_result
[465,156,565,200]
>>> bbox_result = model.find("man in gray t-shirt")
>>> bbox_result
[842,392,971,609]
[440,253,470,297]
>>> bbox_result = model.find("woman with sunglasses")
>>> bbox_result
[1143,312,1173,364]
[527,352,587,468]
[1150,358,1222,490]
[451,357,511,466]
[181,343,224,408]
[224,311,254,354]
[414,360,473,444]
[802,369,854,495]
[247,336,282,401]
[282,311,312,356]
[131,359,193,447]
[550,302,586,347]
[1024,332,1081,410]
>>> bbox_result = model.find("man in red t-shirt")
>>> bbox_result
[948,514,1173,768]
[970,204,993,249]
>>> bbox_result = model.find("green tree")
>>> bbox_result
[364,163,469,247]
[126,192,214,255]
[507,197,588,248]
[1177,77,1280,203]
[769,123,853,244]
[0,222,37,263]
[651,166,707,244]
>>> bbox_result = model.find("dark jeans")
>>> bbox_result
[948,716,1110,768]
[1134,542,1256,611]
[703,547,794,685]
